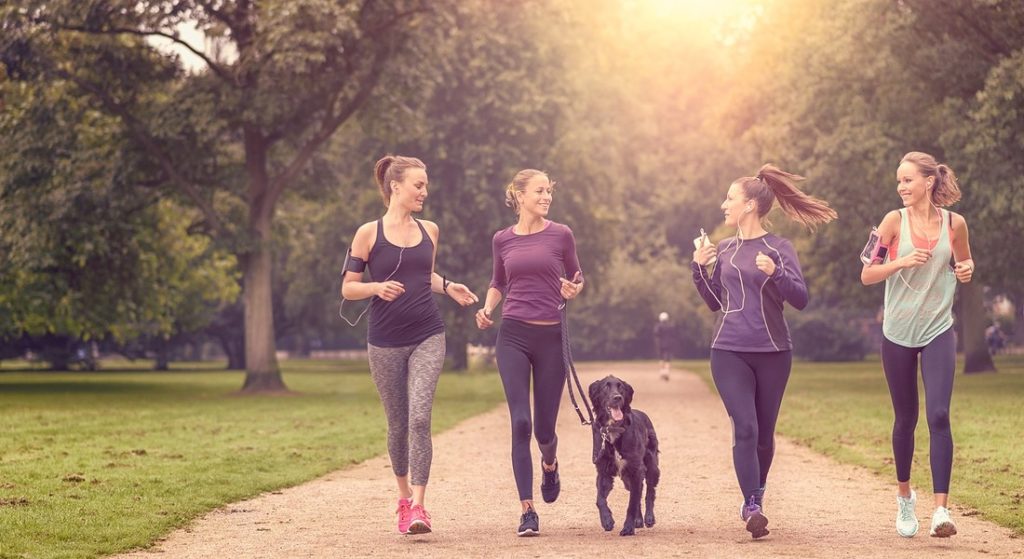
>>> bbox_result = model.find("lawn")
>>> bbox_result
[680,353,1024,535]
[0,359,505,559]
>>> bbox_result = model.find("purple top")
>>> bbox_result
[690,233,807,352]
[490,221,583,323]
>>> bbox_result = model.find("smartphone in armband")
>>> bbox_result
[859,227,888,265]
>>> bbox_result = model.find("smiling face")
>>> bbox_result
[516,174,553,218]
[721,181,751,227]
[391,167,428,212]
[896,161,933,207]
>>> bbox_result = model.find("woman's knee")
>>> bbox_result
[927,407,951,433]
[732,417,758,446]
[511,414,533,443]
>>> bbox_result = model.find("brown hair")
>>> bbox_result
[900,151,961,207]
[373,154,426,207]
[504,169,551,214]
[737,164,838,230]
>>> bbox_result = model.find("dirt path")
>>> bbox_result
[116,363,1023,558]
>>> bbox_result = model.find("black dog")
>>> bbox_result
[588,375,660,536]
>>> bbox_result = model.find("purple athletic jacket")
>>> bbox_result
[490,221,583,323]
[690,233,808,352]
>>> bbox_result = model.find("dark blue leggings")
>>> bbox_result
[881,327,955,493]
[710,349,792,502]
[496,318,566,501]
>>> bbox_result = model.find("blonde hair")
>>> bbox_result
[900,151,961,207]
[737,164,838,230]
[504,169,550,214]
[374,154,426,207]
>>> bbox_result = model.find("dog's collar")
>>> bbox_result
[600,424,625,443]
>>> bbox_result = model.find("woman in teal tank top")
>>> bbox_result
[861,152,975,539]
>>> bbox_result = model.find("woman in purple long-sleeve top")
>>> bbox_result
[691,164,836,539]
[475,168,584,537]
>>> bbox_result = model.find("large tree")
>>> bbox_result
[2,0,430,389]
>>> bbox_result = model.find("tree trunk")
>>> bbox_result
[240,242,287,392]
[239,133,287,393]
[449,312,468,370]
[154,338,170,371]
[960,280,997,374]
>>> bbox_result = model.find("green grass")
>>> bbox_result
[0,360,505,559]
[680,354,1024,535]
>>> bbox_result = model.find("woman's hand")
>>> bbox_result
[693,244,717,266]
[475,307,494,330]
[446,283,479,306]
[560,271,583,300]
[375,281,405,302]
[954,261,974,283]
[896,248,931,270]
[755,251,776,276]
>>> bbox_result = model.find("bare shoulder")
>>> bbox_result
[877,210,902,239]
[420,219,440,235]
[351,220,378,256]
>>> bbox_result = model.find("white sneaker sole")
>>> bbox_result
[745,512,769,539]
[896,522,919,538]
[517,528,539,537]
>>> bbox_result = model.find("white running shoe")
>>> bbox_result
[895,491,919,538]
[930,506,957,538]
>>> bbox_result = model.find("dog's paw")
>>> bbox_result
[644,511,656,528]
[619,524,636,537]
[599,509,615,531]
[634,516,644,529]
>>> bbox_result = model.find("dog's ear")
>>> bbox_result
[588,379,601,404]
[623,380,634,408]
[592,424,602,464]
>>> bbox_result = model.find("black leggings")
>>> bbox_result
[710,349,792,502]
[881,327,955,493]
[496,318,566,501]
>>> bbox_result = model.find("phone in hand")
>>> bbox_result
[694,228,717,266]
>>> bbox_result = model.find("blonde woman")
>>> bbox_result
[476,169,583,536]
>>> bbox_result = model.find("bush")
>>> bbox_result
[789,311,869,362]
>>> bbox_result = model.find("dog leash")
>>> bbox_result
[560,298,594,426]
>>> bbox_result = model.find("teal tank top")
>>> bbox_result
[883,208,957,347]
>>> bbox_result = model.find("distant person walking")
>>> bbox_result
[341,155,478,536]
[860,151,974,538]
[654,312,675,380]
[475,169,584,536]
[692,164,836,539]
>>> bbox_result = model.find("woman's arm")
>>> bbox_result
[950,212,974,283]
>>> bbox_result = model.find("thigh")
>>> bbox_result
[753,351,792,427]
[710,350,757,423]
[407,333,446,408]
[531,328,566,416]
[920,328,955,411]
[881,336,919,411]
[496,324,532,413]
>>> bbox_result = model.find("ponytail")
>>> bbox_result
[372,154,426,207]
[739,164,838,230]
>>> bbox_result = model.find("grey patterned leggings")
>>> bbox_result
[367,332,446,486]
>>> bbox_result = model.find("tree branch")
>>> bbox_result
[264,49,389,211]
[47,21,235,83]
[56,70,230,238]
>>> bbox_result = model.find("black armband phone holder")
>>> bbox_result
[342,248,366,274]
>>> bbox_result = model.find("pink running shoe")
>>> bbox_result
[407,504,432,535]
[396,498,412,534]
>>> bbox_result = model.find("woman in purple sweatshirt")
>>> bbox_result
[691,164,836,539]
[475,169,584,536]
